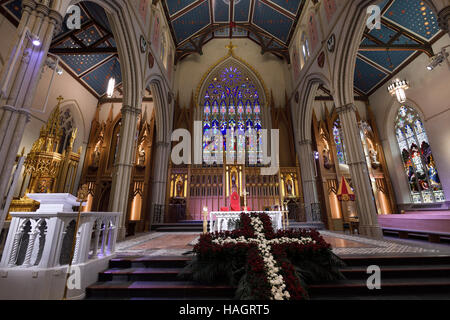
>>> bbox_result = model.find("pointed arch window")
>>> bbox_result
[333,118,347,165]
[395,106,445,203]
[201,64,264,166]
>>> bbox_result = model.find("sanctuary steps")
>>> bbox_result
[86,255,450,300]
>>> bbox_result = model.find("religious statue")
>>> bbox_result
[323,148,333,170]
[176,180,184,198]
[92,141,101,167]
[369,147,381,169]
[92,125,104,168]
[231,171,238,193]
[286,179,293,197]
[137,142,146,166]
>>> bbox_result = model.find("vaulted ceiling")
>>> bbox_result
[354,0,444,96]
[162,0,306,63]
[1,0,121,98]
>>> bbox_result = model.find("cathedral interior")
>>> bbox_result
[0,0,449,302]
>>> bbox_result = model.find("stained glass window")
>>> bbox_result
[395,105,445,203]
[202,64,263,165]
[333,119,347,165]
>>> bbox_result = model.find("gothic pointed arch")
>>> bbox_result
[196,53,270,166]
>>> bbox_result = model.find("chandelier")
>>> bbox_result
[388,79,409,104]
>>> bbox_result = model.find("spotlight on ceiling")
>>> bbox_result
[427,53,445,71]
[26,31,41,47]
[427,48,449,71]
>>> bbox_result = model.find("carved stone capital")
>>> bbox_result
[438,6,450,33]
[21,0,36,12]
[35,2,50,16]
[336,103,356,115]
[2,105,31,122]
[121,105,141,116]
[48,9,64,29]
[298,139,312,147]
[156,141,170,149]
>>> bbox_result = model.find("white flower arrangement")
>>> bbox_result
[211,215,316,300]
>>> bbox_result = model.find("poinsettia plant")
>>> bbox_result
[180,212,345,300]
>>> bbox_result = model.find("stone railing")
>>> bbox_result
[209,211,283,233]
[0,194,120,269]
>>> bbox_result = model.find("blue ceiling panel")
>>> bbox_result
[61,54,111,75]
[358,50,416,72]
[215,27,230,37]
[354,57,388,94]
[4,0,22,20]
[356,0,443,95]
[172,1,211,43]
[269,0,303,15]
[232,27,248,37]
[392,34,421,45]
[253,0,294,43]
[53,38,82,50]
[367,24,398,44]
[361,37,377,46]
[82,57,122,96]
[234,0,251,22]
[166,0,198,16]
[376,0,391,11]
[214,0,229,22]
[76,25,104,47]
[382,0,440,40]
[83,1,111,32]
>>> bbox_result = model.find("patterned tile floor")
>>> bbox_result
[115,231,450,257]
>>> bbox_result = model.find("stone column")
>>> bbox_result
[337,104,382,238]
[0,0,62,213]
[297,140,324,228]
[438,5,450,36]
[150,141,171,225]
[109,105,141,240]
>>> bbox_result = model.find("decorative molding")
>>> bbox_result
[438,6,450,32]
[121,105,141,116]
[2,105,31,122]
[298,139,312,146]
[336,104,356,115]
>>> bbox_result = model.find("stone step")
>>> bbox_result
[309,277,450,296]
[340,255,450,267]
[340,264,450,280]
[99,267,184,282]
[86,281,235,299]
[88,255,450,300]
[109,256,191,269]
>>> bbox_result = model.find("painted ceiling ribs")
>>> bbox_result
[0,0,121,98]
[162,0,305,64]
[354,0,443,96]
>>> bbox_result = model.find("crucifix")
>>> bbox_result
[57,95,64,105]
[226,41,237,54]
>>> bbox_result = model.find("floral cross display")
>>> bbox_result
[183,213,344,300]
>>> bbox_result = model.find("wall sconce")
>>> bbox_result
[388,79,409,104]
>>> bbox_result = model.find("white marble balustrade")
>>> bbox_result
[0,194,120,269]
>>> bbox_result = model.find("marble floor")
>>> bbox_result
[115,230,450,257]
